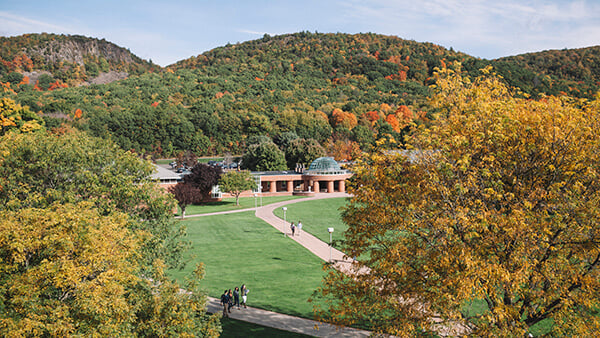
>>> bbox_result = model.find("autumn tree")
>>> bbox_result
[0,202,221,337]
[327,139,362,161]
[330,108,358,130]
[316,66,600,336]
[169,182,203,218]
[176,149,198,169]
[218,170,257,206]
[0,97,44,135]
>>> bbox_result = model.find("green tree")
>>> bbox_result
[316,67,600,336]
[0,129,186,270]
[241,141,287,171]
[37,73,54,90]
[218,170,257,205]
[284,138,326,169]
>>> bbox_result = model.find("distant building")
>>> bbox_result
[154,157,353,199]
[235,157,352,197]
[150,164,183,188]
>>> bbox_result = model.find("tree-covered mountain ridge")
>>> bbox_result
[0,33,159,87]
[1,32,599,160]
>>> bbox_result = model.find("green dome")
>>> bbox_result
[308,157,341,171]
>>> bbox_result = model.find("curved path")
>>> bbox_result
[187,193,372,337]
[255,193,356,270]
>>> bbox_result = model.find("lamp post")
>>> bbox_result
[328,227,334,262]
[254,193,257,209]
[282,207,287,237]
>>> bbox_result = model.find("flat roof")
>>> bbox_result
[251,170,301,176]
[151,164,182,180]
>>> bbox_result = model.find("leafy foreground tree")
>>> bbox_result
[218,170,257,206]
[0,129,221,336]
[0,203,221,337]
[0,128,187,269]
[315,66,600,336]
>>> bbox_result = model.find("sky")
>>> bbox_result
[1,0,599,67]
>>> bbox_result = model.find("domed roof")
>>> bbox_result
[308,157,341,171]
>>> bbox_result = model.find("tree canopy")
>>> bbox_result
[0,202,220,337]
[0,129,220,336]
[218,170,257,205]
[184,163,223,202]
[316,66,600,336]
[241,141,287,171]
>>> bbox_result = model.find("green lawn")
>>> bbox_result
[178,196,306,216]
[272,197,350,248]
[169,211,327,319]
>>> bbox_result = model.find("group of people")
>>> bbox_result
[290,220,302,236]
[220,284,249,317]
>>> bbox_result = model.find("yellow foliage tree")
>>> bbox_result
[316,65,600,336]
[0,203,221,337]
[0,97,44,135]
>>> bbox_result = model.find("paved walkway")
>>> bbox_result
[187,193,373,337]
[254,193,359,273]
[206,296,369,337]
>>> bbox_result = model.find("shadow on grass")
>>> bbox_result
[220,317,312,338]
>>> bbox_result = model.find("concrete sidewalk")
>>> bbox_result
[206,296,370,337]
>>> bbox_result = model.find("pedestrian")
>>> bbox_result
[297,220,302,235]
[233,287,240,309]
[291,222,296,236]
[241,284,249,308]
[220,289,229,317]
[227,289,233,313]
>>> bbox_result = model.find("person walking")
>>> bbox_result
[297,220,302,235]
[227,289,234,313]
[220,290,230,317]
[241,284,249,308]
[291,222,296,236]
[233,287,240,309]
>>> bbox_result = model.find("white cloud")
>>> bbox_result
[335,0,600,58]
[237,29,274,36]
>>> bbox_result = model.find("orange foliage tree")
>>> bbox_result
[327,139,361,161]
[385,114,400,132]
[331,108,358,130]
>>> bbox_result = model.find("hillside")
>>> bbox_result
[494,46,600,98]
[0,33,159,87]
[1,32,599,160]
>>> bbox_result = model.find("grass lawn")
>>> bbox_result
[178,196,306,216]
[169,211,327,319]
[220,317,312,338]
[272,197,350,248]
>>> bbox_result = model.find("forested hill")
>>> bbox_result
[1,32,599,160]
[0,33,159,88]
[494,46,600,98]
